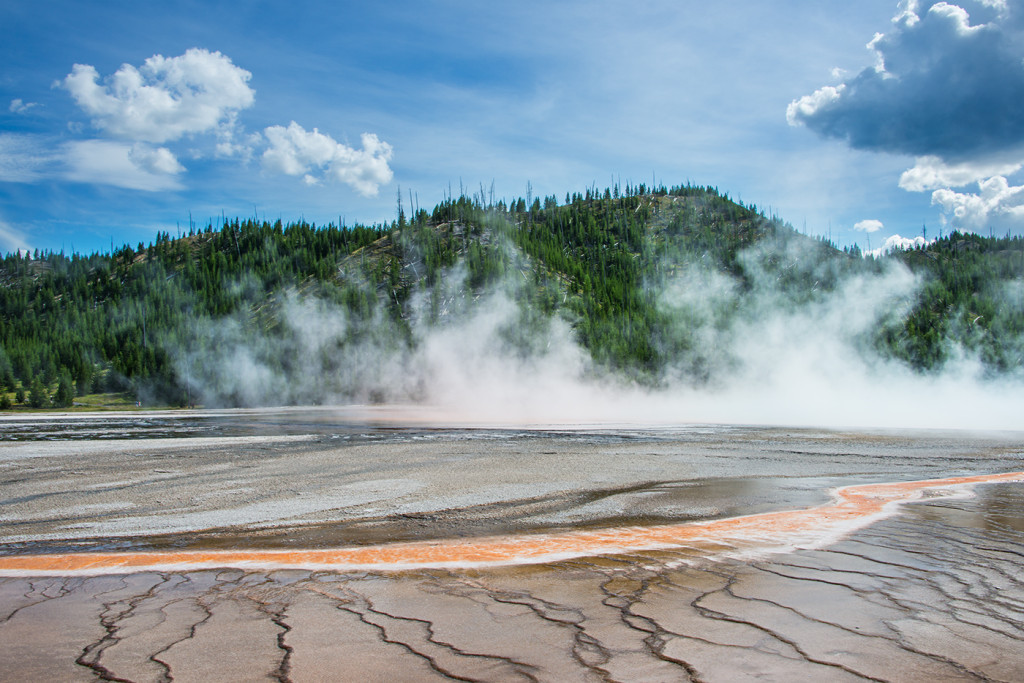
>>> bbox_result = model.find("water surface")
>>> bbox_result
[1,409,1022,680]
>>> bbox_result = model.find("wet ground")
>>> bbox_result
[1,408,1023,681]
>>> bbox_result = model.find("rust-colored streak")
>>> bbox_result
[2,472,1021,576]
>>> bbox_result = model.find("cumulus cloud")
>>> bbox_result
[790,1,1024,233]
[931,175,1024,230]
[47,48,253,191]
[14,48,393,196]
[9,99,39,114]
[62,140,185,191]
[900,155,1024,231]
[898,154,1023,191]
[128,143,186,176]
[865,233,932,258]
[60,48,254,144]
[853,219,884,233]
[262,122,393,195]
[788,0,1024,159]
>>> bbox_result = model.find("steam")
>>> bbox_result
[174,233,1024,431]
[656,237,1024,430]
[178,289,413,407]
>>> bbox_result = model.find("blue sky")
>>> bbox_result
[3,0,1023,256]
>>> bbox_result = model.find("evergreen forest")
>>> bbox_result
[2,183,1022,409]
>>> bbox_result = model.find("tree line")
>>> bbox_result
[2,184,1022,408]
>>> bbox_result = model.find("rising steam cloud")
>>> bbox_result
[175,233,1024,431]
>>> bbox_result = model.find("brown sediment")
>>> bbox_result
[1,471,1021,576]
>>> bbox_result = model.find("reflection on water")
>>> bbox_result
[913,481,1024,534]
[0,405,709,444]
[2,471,1020,575]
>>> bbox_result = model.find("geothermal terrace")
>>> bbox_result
[1,408,1023,681]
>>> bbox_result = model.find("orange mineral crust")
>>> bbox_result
[1,471,1021,576]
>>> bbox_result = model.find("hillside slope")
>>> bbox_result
[1,183,1021,409]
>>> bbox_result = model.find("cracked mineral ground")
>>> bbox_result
[1,408,1023,681]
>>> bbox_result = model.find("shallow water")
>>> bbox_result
[1,409,1023,680]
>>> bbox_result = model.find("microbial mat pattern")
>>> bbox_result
[2,413,1023,680]
[0,471,1020,575]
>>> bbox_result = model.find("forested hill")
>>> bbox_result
[1,183,1022,409]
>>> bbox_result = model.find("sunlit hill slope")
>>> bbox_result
[1,183,1022,409]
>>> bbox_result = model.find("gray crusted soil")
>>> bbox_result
[1,410,1023,681]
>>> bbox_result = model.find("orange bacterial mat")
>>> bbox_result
[1,472,1021,576]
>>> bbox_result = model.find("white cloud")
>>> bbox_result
[980,0,1010,14]
[262,122,393,196]
[262,123,335,176]
[62,140,185,191]
[788,1,1024,159]
[215,129,261,160]
[865,233,932,258]
[853,219,884,233]
[28,49,391,196]
[931,175,1024,230]
[785,85,843,127]
[1,133,185,191]
[0,133,57,183]
[60,48,254,144]
[128,143,186,176]
[791,2,1024,236]
[9,99,39,114]
[899,155,1023,191]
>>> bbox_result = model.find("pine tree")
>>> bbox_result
[28,377,48,409]
[53,371,75,408]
